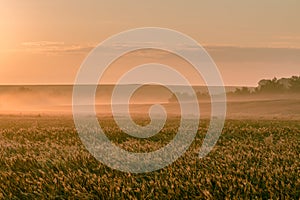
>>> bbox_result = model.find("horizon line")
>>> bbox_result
[0,83,257,87]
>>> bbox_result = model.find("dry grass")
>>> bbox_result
[0,115,299,199]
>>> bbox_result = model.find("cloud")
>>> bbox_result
[21,41,65,46]
[20,41,94,55]
[205,45,300,63]
[18,41,300,64]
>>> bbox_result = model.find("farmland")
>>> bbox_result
[0,115,299,199]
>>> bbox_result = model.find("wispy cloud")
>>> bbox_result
[205,45,300,63]
[20,41,94,55]
[17,41,300,64]
[21,41,65,46]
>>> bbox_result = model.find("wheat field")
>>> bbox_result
[0,115,299,199]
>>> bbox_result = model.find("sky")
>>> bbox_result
[0,0,299,86]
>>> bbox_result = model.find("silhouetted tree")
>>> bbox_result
[289,76,300,92]
[256,77,285,93]
[234,87,251,95]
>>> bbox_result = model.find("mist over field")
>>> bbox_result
[0,84,299,119]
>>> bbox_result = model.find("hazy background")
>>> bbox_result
[1,0,300,86]
[0,1,299,119]
[0,84,299,120]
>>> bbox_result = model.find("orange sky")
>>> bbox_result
[0,0,300,86]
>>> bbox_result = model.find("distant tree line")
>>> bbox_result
[232,75,300,95]
[169,75,300,102]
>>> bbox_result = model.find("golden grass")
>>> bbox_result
[0,115,299,199]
